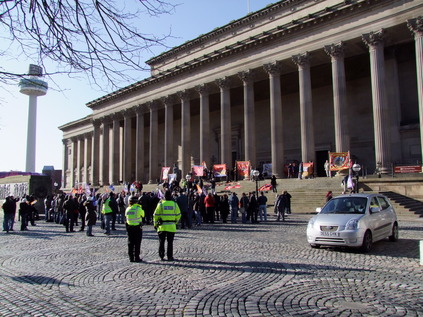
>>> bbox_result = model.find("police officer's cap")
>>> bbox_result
[129,195,138,203]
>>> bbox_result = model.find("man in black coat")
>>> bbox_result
[2,196,17,232]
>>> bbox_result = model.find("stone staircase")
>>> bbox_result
[379,191,423,218]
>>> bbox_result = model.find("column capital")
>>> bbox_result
[407,16,423,37]
[292,52,311,67]
[92,118,102,128]
[196,84,211,96]
[100,115,111,124]
[362,29,385,47]
[215,77,231,90]
[263,61,282,76]
[147,101,160,112]
[161,95,176,106]
[238,69,256,84]
[324,42,346,58]
[111,112,123,121]
[122,107,135,119]
[177,90,192,102]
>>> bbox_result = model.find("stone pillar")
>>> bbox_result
[196,84,211,167]
[111,114,121,184]
[179,90,191,179]
[62,139,68,189]
[149,103,159,184]
[101,118,110,185]
[216,77,232,172]
[135,107,145,183]
[238,70,256,169]
[69,137,76,188]
[76,136,83,185]
[92,120,101,186]
[83,133,92,185]
[123,109,133,183]
[324,42,350,152]
[292,52,315,165]
[163,96,174,167]
[362,30,391,173]
[263,62,284,178]
[408,17,423,165]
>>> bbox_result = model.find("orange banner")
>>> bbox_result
[236,161,250,179]
[329,152,350,171]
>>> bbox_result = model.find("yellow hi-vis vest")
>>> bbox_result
[153,200,181,233]
[125,204,145,226]
[102,199,112,214]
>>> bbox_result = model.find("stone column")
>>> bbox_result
[101,118,110,185]
[92,120,101,186]
[135,107,145,182]
[196,84,211,167]
[292,52,315,165]
[76,136,83,185]
[69,137,76,188]
[408,17,423,165]
[324,42,350,152]
[111,114,121,184]
[83,133,92,185]
[362,30,391,173]
[179,90,191,178]
[149,103,159,184]
[263,62,284,178]
[216,77,232,172]
[163,96,174,167]
[123,109,133,183]
[62,139,68,188]
[238,70,256,169]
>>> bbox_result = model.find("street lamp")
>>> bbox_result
[252,169,260,196]
[352,163,361,193]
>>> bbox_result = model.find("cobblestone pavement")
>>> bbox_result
[0,213,422,317]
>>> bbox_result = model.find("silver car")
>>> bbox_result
[307,193,398,252]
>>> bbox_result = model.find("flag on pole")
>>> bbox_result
[109,184,115,192]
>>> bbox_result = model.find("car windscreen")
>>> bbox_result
[321,197,367,214]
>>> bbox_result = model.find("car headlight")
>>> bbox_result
[345,218,358,230]
[307,218,316,230]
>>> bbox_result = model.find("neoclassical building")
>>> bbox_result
[59,0,423,188]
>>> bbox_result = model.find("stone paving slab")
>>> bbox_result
[0,213,422,316]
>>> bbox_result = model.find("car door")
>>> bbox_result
[377,196,395,238]
[368,196,384,241]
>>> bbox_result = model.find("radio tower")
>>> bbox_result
[19,64,48,172]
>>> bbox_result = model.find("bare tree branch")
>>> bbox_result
[0,0,176,90]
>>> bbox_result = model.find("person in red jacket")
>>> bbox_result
[204,193,215,223]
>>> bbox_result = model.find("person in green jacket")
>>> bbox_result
[153,190,181,261]
[125,195,145,262]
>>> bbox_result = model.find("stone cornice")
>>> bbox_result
[86,0,395,109]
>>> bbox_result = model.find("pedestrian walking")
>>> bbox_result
[84,197,97,236]
[257,191,268,222]
[153,190,181,261]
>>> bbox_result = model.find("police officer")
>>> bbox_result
[125,195,145,262]
[153,190,181,261]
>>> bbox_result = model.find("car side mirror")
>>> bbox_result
[370,206,381,214]
[316,207,322,213]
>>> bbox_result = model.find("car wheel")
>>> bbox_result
[360,230,372,253]
[389,222,399,242]
[310,244,320,249]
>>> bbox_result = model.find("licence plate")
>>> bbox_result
[320,231,339,237]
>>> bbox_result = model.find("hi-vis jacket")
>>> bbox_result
[153,200,181,233]
[125,203,145,226]
[102,198,112,214]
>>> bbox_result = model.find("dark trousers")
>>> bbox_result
[158,231,175,260]
[126,224,142,261]
[206,207,215,223]
[65,212,75,232]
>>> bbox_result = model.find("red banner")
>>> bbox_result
[192,165,204,177]
[161,167,170,180]
[236,161,251,179]
[258,184,272,191]
[213,164,227,177]
[330,152,350,171]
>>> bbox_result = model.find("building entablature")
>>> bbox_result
[86,0,416,110]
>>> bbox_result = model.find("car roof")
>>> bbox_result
[332,193,385,199]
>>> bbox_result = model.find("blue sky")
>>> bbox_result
[0,0,276,173]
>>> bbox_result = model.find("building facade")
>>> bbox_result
[59,0,423,188]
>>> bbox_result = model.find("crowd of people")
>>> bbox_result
[2,180,294,262]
